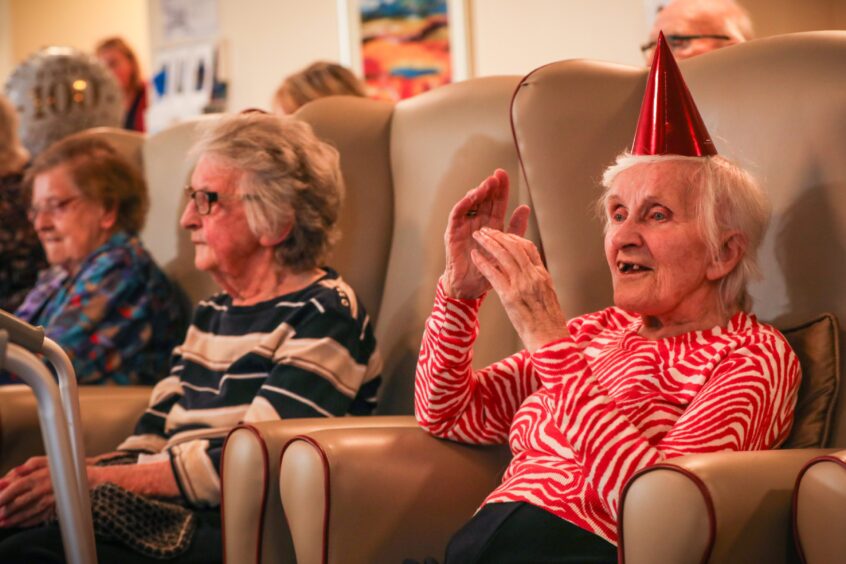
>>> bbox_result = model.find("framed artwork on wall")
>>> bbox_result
[337,0,472,101]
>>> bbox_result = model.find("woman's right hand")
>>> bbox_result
[443,169,530,299]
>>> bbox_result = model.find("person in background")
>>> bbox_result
[0,95,47,312]
[0,111,382,563]
[272,61,367,115]
[642,0,753,63]
[96,36,148,132]
[11,134,184,385]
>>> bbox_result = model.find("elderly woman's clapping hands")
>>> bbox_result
[443,169,530,299]
[471,227,568,353]
[443,168,568,352]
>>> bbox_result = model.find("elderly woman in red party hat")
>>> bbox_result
[415,33,800,563]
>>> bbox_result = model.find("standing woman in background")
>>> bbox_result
[96,36,148,132]
[0,94,47,312]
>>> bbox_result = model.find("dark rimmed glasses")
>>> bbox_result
[184,187,221,215]
[640,34,732,61]
[184,186,258,215]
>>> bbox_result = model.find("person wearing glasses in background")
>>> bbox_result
[0,111,382,563]
[8,134,184,386]
[642,0,753,64]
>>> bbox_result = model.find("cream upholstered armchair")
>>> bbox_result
[0,128,152,474]
[511,30,846,564]
[271,31,846,564]
[219,78,532,563]
[0,116,227,474]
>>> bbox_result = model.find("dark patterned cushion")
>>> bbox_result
[780,313,840,449]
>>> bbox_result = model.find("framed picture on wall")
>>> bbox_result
[337,0,472,102]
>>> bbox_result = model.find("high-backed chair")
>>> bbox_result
[510,31,846,564]
[0,127,151,473]
[221,77,527,563]
[274,31,846,564]
[142,115,221,305]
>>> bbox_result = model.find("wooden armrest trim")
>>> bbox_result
[618,462,716,564]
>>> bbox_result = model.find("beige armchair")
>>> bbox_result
[273,31,846,564]
[220,76,533,563]
[0,127,154,473]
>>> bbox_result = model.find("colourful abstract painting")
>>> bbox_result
[356,0,456,101]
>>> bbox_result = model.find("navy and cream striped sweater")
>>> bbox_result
[118,268,382,507]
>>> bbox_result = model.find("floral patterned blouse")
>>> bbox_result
[0,171,47,312]
[11,231,186,385]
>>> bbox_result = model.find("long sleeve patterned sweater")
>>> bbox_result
[415,282,800,544]
[118,268,382,508]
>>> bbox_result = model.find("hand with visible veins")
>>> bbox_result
[443,169,530,299]
[471,227,569,353]
[0,453,181,528]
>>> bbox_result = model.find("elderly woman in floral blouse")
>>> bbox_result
[8,134,185,385]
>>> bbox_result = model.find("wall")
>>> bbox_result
[472,0,648,75]
[3,1,844,110]
[3,0,149,79]
[744,0,844,37]
[0,0,11,86]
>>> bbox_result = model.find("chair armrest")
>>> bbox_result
[221,415,418,564]
[0,385,151,474]
[279,425,511,564]
[794,449,846,564]
[620,448,837,564]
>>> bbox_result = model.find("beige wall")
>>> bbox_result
[744,0,844,37]
[472,0,648,74]
[216,0,340,112]
[0,0,12,86]
[4,0,149,79]
[3,0,844,109]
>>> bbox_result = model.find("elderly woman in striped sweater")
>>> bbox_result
[415,36,799,564]
[0,111,382,562]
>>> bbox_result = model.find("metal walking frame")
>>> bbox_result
[0,309,97,563]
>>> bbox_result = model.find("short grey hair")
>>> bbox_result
[191,112,344,272]
[600,153,770,312]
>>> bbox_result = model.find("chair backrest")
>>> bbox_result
[512,31,846,444]
[296,96,395,323]
[142,115,220,305]
[376,76,531,414]
[79,127,145,172]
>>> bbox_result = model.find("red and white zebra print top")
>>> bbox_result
[415,282,800,544]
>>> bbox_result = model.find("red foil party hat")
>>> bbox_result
[631,31,718,156]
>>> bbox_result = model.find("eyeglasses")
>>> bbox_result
[640,34,732,60]
[184,187,224,216]
[184,186,257,215]
[27,196,81,222]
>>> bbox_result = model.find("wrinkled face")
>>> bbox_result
[97,47,134,90]
[604,161,719,320]
[180,155,263,279]
[648,2,742,62]
[31,166,116,272]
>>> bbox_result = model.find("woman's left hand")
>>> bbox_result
[471,227,569,353]
[0,456,56,528]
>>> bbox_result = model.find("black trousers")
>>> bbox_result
[445,502,618,564]
[0,510,221,563]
